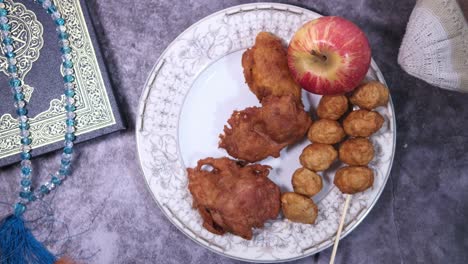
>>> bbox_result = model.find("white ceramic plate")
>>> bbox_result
[136,3,396,263]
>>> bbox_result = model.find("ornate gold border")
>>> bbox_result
[0,0,116,159]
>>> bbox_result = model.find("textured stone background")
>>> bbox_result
[1,0,468,263]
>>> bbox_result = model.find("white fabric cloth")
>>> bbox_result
[398,0,468,92]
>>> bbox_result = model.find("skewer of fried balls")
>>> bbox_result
[279,81,389,262]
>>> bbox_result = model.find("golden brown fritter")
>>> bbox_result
[350,81,389,110]
[307,119,345,145]
[299,143,337,171]
[242,32,302,104]
[219,95,312,162]
[292,168,323,197]
[316,95,349,120]
[187,157,281,240]
[343,110,384,137]
[334,166,374,194]
[281,192,318,224]
[339,138,375,166]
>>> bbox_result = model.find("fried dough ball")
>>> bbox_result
[292,168,323,197]
[343,110,384,137]
[281,192,318,224]
[339,138,374,166]
[316,95,348,120]
[350,81,389,110]
[300,143,337,171]
[334,166,374,194]
[307,119,345,144]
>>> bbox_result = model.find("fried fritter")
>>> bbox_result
[281,192,318,224]
[299,143,337,171]
[307,119,345,144]
[219,95,312,162]
[292,168,323,197]
[350,81,389,110]
[339,138,374,166]
[343,110,384,137]
[316,95,349,120]
[334,166,374,194]
[187,157,280,240]
[242,32,302,104]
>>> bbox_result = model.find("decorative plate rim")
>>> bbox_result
[135,3,397,263]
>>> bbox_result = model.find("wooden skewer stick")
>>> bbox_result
[329,194,352,264]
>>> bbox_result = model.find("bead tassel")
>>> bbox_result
[0,215,56,264]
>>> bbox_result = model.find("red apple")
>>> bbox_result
[287,16,371,95]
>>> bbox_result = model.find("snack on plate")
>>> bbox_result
[350,81,389,110]
[292,167,323,197]
[316,95,349,120]
[333,166,374,194]
[219,95,311,162]
[242,32,302,104]
[281,192,318,224]
[307,119,346,145]
[300,143,338,171]
[187,157,281,240]
[339,138,375,166]
[343,109,384,137]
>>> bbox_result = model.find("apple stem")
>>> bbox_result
[310,50,327,62]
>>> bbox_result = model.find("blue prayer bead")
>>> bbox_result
[20,152,31,160]
[55,18,65,26]
[47,5,57,14]
[5,51,14,58]
[28,195,36,202]
[64,89,75,97]
[51,176,62,185]
[16,108,27,116]
[14,92,24,101]
[59,167,70,176]
[61,159,71,166]
[21,166,31,175]
[21,179,31,187]
[14,203,26,216]
[60,46,71,54]
[58,32,69,40]
[0,23,10,31]
[0,9,7,17]
[19,191,30,199]
[8,65,17,73]
[3,37,12,45]
[63,147,73,154]
[39,185,49,194]
[66,119,75,126]
[65,133,75,141]
[65,105,76,112]
[9,78,21,87]
[37,0,45,4]
[63,60,73,68]
[18,122,29,130]
[21,137,32,145]
[63,75,74,83]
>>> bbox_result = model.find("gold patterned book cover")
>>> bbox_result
[0,0,124,167]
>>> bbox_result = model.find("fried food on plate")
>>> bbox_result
[242,32,302,104]
[307,119,345,145]
[316,95,349,120]
[350,81,389,110]
[292,168,323,197]
[334,166,374,194]
[343,109,384,137]
[299,143,337,171]
[187,157,280,240]
[281,192,318,224]
[219,95,312,162]
[339,138,374,165]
